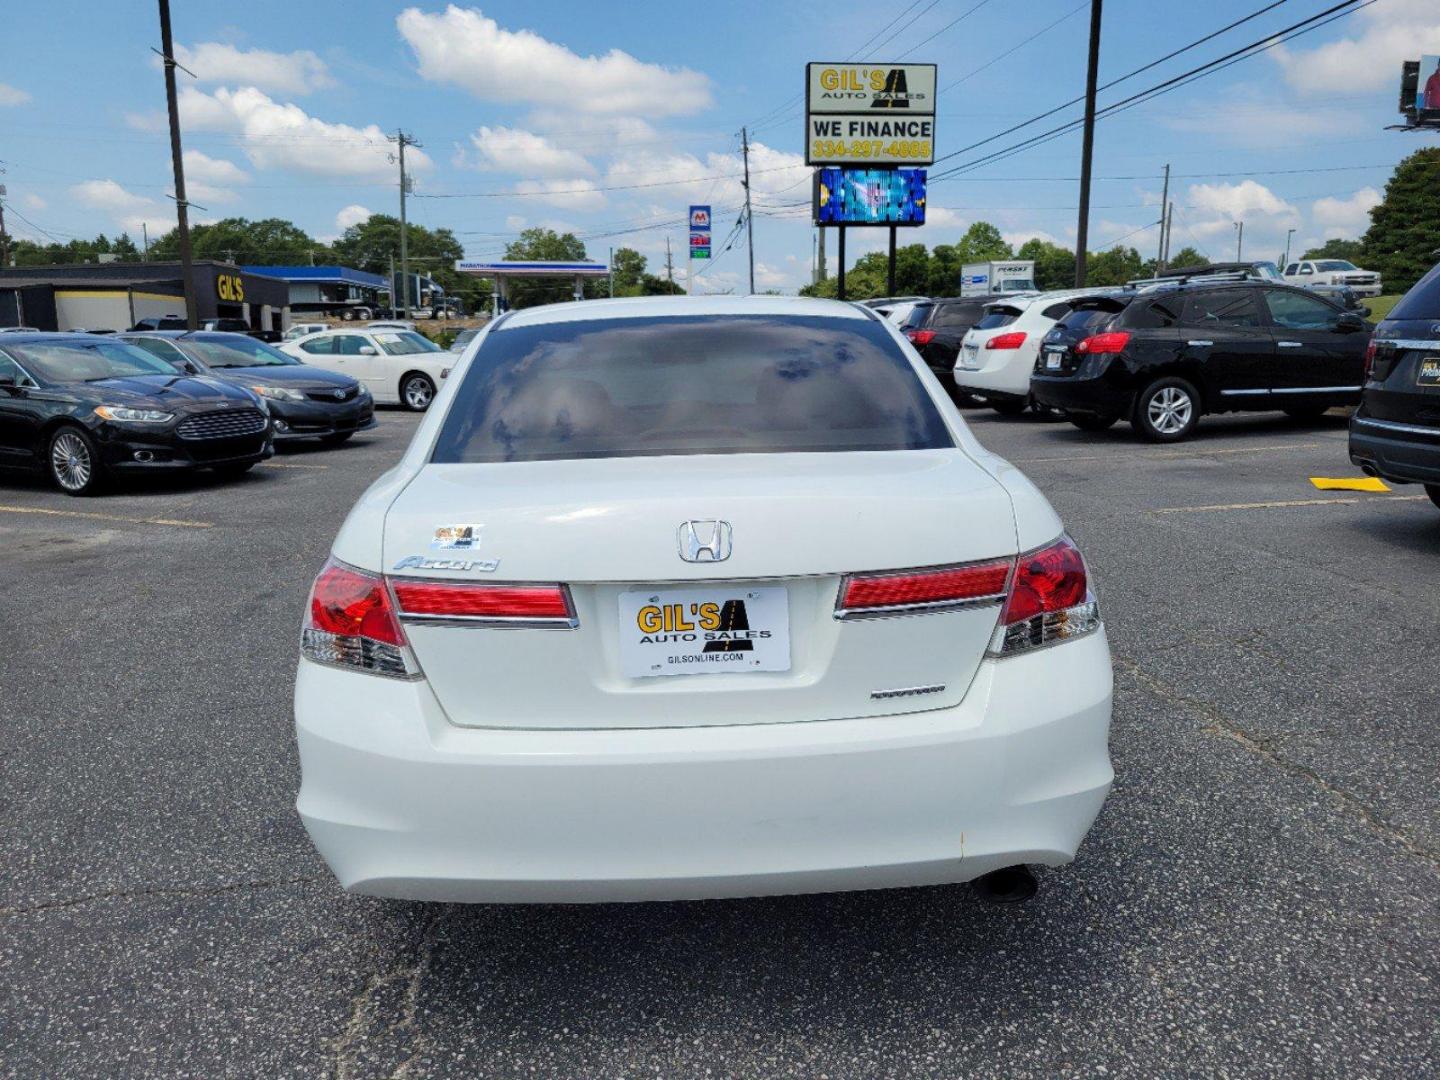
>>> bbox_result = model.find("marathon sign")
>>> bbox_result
[806,62,937,166]
[689,203,711,260]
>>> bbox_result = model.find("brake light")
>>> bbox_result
[1076,331,1130,355]
[301,558,417,678]
[1363,338,1376,381]
[985,331,1027,350]
[838,559,1011,616]
[392,581,573,623]
[989,536,1100,655]
[906,329,936,346]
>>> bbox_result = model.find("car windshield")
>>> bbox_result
[2,339,181,382]
[1315,260,1357,271]
[182,336,299,368]
[431,314,954,464]
[375,330,441,355]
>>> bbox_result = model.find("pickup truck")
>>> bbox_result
[1283,259,1382,297]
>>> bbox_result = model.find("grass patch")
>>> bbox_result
[1364,294,1404,321]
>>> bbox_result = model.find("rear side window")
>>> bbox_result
[1127,298,1181,328]
[431,315,954,464]
[1389,262,1440,321]
[1058,304,1122,335]
[973,306,1023,331]
[1040,302,1073,321]
[1182,290,1262,327]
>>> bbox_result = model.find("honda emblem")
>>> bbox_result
[677,520,732,563]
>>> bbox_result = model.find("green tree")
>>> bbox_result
[611,247,647,295]
[1301,237,1365,263]
[925,243,962,297]
[1362,148,1440,292]
[149,217,323,265]
[1016,237,1075,290]
[954,222,1011,264]
[1165,247,1209,271]
[1085,245,1145,287]
[11,231,145,266]
[498,227,597,308]
[639,273,685,296]
[330,213,472,307]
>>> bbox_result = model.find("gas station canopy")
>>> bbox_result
[455,260,610,314]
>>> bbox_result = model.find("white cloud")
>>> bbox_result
[1003,229,1063,249]
[70,179,175,239]
[1187,179,1296,220]
[1273,0,1440,95]
[178,86,433,180]
[335,204,373,232]
[397,5,711,116]
[604,140,808,209]
[1311,187,1381,238]
[464,126,594,176]
[172,42,334,95]
[0,83,30,106]
[753,261,791,289]
[183,150,249,185]
[513,178,605,211]
[505,214,526,230]
[1164,100,1349,148]
[22,193,47,210]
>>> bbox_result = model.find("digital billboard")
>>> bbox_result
[813,168,926,226]
[1419,55,1440,112]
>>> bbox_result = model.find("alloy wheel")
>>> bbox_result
[50,431,93,492]
[403,376,434,410]
[1146,387,1193,435]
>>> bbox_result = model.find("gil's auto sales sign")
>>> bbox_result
[806,62,936,167]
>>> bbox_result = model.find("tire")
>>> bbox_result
[213,461,255,479]
[1426,485,1440,511]
[47,425,106,496]
[400,373,437,412]
[1283,404,1329,421]
[320,432,354,446]
[1069,412,1118,432]
[991,398,1028,417]
[1132,376,1201,442]
[341,310,355,321]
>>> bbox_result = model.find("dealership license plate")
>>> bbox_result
[960,344,980,369]
[1045,348,1064,370]
[1418,357,1440,386]
[618,586,790,678]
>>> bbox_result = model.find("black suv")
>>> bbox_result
[1030,281,1370,441]
[1348,260,1440,510]
[903,295,1015,400]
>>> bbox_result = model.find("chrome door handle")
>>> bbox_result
[1278,341,1304,348]
[1187,340,1213,347]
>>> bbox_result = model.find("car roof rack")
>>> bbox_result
[1126,270,1257,289]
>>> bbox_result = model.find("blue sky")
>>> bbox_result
[2,0,1438,292]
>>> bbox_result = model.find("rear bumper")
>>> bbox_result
[1349,415,1440,485]
[295,630,1114,903]
[1030,374,1127,417]
[953,356,1034,399]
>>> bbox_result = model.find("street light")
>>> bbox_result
[1283,228,1296,269]
[1233,220,1244,261]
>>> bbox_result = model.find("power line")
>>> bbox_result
[411,162,807,199]
[898,0,994,59]
[941,2,1088,93]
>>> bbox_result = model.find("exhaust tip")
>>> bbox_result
[1359,463,1378,477]
[972,864,1038,904]
[133,450,155,463]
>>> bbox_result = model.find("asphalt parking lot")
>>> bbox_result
[2,406,1436,1079]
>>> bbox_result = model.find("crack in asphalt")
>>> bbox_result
[0,874,324,918]
[332,910,441,1080]
[1116,657,1440,871]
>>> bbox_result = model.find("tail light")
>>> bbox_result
[837,559,1011,617]
[1362,339,1376,381]
[1076,331,1130,355]
[392,580,575,626]
[985,332,1027,350]
[302,558,417,678]
[989,535,1100,655]
[906,329,936,346]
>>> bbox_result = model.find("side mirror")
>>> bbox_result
[178,360,200,375]
[1335,312,1366,333]
[0,373,16,389]
[358,345,378,356]
[1358,305,1372,318]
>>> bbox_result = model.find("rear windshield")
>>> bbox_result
[899,304,932,330]
[1389,262,1440,321]
[430,315,953,464]
[974,305,1023,331]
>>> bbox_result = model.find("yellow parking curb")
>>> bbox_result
[1309,476,1390,493]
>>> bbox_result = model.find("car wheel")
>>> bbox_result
[401,373,437,411]
[1426,485,1440,511]
[1133,377,1200,442]
[320,432,354,446]
[1069,413,1118,432]
[1282,404,1329,421]
[991,398,1028,417]
[47,426,106,496]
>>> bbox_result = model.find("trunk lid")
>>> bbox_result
[384,450,1019,730]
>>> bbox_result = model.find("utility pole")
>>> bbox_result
[741,126,755,294]
[1234,220,1244,261]
[0,192,9,269]
[1156,163,1170,272]
[665,235,674,289]
[1164,201,1174,264]
[817,224,826,282]
[389,130,421,317]
[157,0,199,329]
[1073,0,1103,287]
[1283,227,1296,268]
[608,246,614,298]
[388,254,395,314]
[142,222,149,261]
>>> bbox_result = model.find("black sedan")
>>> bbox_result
[121,331,375,445]
[0,333,272,495]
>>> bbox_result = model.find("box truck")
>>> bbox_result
[959,260,1037,297]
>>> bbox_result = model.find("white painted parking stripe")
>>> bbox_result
[0,504,213,529]
[262,461,329,470]
[1016,442,1329,465]
[1151,495,1429,514]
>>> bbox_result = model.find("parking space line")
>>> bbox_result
[1151,495,1429,514]
[262,461,329,470]
[1015,442,1328,465]
[0,504,214,528]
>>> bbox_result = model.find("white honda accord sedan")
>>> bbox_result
[295,296,1113,904]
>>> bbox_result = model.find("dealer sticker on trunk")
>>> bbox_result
[618,586,791,679]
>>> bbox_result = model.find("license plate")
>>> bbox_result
[1418,357,1440,386]
[618,586,790,678]
[1045,349,1063,370]
[960,344,979,369]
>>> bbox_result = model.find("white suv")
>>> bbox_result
[1284,259,1382,297]
[954,289,1111,415]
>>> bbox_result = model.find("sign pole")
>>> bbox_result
[887,225,897,296]
[837,226,847,301]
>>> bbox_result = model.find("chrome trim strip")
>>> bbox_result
[1352,416,1440,437]
[1219,388,1271,396]
[871,683,947,700]
[399,613,578,630]
[1374,339,1440,351]
[1220,386,1359,396]
[1187,339,1213,346]
[1277,341,1303,348]
[835,593,1006,621]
